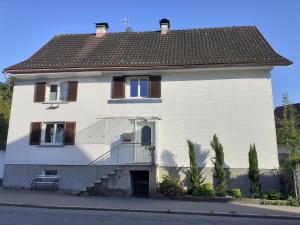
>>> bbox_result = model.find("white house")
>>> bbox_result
[3,19,292,196]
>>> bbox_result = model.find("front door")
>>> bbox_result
[135,121,155,163]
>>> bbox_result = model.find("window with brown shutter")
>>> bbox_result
[67,81,78,101]
[112,76,125,99]
[149,76,161,98]
[30,122,42,145]
[64,122,76,145]
[34,82,46,102]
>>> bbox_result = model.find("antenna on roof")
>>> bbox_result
[122,17,133,32]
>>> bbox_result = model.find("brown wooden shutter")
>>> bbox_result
[64,122,76,145]
[34,82,46,102]
[149,76,161,98]
[67,81,78,101]
[112,76,125,99]
[30,122,42,145]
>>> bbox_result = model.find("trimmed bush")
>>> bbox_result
[261,190,283,200]
[248,144,261,197]
[210,134,227,196]
[187,139,204,194]
[231,188,242,199]
[192,183,215,197]
[157,175,184,196]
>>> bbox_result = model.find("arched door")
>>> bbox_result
[141,125,151,146]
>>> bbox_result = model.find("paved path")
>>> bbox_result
[0,189,299,218]
[0,206,299,225]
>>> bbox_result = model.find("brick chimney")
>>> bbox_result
[95,23,109,37]
[159,18,170,35]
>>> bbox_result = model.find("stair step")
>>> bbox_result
[94,180,101,184]
[101,176,108,179]
[108,172,116,175]
[115,167,123,171]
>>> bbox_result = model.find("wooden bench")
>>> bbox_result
[31,175,60,190]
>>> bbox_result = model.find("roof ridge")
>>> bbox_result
[54,25,258,37]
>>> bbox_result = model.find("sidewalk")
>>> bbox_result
[0,188,299,219]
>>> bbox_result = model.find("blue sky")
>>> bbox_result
[0,0,299,106]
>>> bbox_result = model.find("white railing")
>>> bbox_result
[89,143,154,165]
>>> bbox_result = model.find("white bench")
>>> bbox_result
[31,175,60,190]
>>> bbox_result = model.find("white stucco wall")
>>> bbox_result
[5,67,279,169]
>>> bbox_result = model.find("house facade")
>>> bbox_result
[3,20,292,195]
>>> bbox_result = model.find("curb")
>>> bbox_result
[0,202,299,220]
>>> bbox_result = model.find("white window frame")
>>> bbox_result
[45,82,68,103]
[126,76,149,98]
[41,122,65,146]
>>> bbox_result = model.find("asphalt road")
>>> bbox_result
[0,206,299,225]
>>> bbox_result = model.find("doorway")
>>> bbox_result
[130,170,149,196]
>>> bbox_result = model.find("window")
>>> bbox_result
[43,123,65,145]
[43,170,58,176]
[128,77,149,98]
[47,82,68,102]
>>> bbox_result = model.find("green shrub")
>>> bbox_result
[157,175,184,196]
[261,199,287,206]
[248,144,261,196]
[210,135,227,196]
[232,188,242,198]
[192,183,215,197]
[187,139,204,194]
[287,196,300,207]
[261,190,283,200]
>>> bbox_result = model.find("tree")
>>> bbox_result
[248,144,261,197]
[0,74,14,146]
[276,93,300,156]
[210,134,227,196]
[187,139,204,193]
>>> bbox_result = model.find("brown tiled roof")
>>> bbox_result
[4,26,292,74]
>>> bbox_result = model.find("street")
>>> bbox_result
[0,206,299,225]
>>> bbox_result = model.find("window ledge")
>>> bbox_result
[38,144,64,147]
[42,101,68,105]
[108,98,162,104]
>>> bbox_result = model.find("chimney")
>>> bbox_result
[95,23,109,37]
[159,18,170,35]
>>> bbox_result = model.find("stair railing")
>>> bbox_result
[88,143,154,165]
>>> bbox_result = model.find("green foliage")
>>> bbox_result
[192,182,215,197]
[210,134,227,196]
[0,75,14,146]
[261,197,300,207]
[187,139,204,193]
[248,144,261,196]
[261,190,283,200]
[231,188,242,198]
[287,196,300,207]
[157,174,184,196]
[276,93,300,156]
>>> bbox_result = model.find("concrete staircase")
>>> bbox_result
[78,167,128,196]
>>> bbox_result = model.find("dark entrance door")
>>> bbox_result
[130,171,149,196]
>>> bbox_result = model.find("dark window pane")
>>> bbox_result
[49,85,58,101]
[45,124,55,143]
[44,170,57,175]
[140,79,148,97]
[141,126,151,146]
[130,79,138,97]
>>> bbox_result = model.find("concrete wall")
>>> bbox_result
[0,151,5,178]
[5,67,278,170]
[3,164,156,193]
